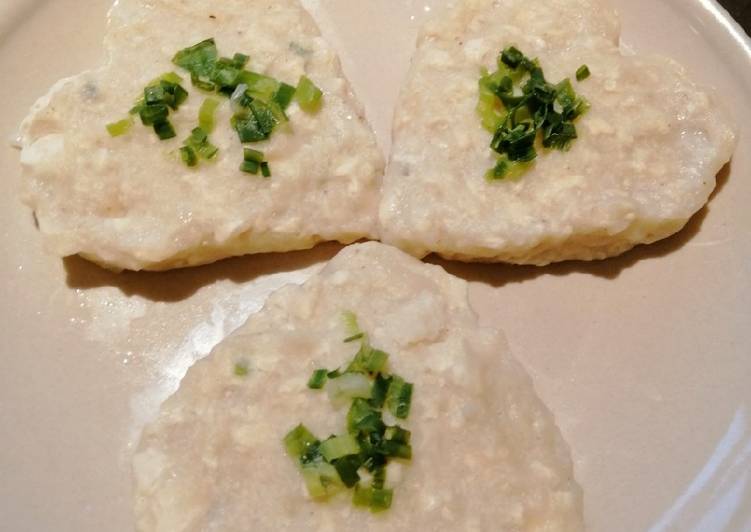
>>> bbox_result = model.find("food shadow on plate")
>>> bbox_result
[63,241,345,303]
[429,162,731,288]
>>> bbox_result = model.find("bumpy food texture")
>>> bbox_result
[379,0,737,265]
[19,0,383,272]
[133,242,583,531]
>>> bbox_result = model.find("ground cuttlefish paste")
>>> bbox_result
[379,0,737,265]
[18,0,383,272]
[133,242,583,531]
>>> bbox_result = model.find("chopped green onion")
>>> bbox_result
[296,75,323,113]
[479,46,589,180]
[173,38,219,78]
[343,332,364,343]
[153,120,176,140]
[347,345,389,374]
[500,46,524,69]
[320,434,360,461]
[260,161,271,178]
[232,53,250,69]
[181,126,218,166]
[284,424,318,458]
[233,361,248,376]
[576,64,591,81]
[159,71,183,85]
[240,159,260,174]
[286,312,412,512]
[342,310,362,338]
[301,462,343,498]
[273,82,297,110]
[332,455,361,487]
[198,98,220,133]
[327,372,372,405]
[369,374,391,409]
[307,369,328,389]
[138,103,169,126]
[347,398,385,434]
[385,376,413,419]
[191,74,217,92]
[243,148,265,163]
[353,484,393,512]
[106,117,133,137]
[180,145,198,167]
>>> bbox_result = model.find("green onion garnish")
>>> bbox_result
[478,46,590,180]
[180,145,198,167]
[198,98,220,133]
[106,117,133,137]
[243,148,265,163]
[283,311,413,512]
[343,332,364,343]
[273,82,297,110]
[164,39,327,175]
[180,126,218,166]
[240,159,260,174]
[385,376,413,419]
[295,75,323,113]
[173,38,219,79]
[260,161,271,178]
[153,120,176,140]
[307,369,328,389]
[576,64,591,81]
[319,434,360,461]
[233,361,249,377]
[283,423,318,458]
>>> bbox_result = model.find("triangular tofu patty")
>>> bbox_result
[379,0,736,265]
[134,242,583,531]
[19,0,383,271]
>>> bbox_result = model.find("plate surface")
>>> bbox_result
[1,1,749,531]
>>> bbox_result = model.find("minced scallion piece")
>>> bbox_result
[301,462,343,498]
[180,145,198,167]
[173,38,219,79]
[332,455,361,487]
[198,98,221,132]
[232,53,250,69]
[243,148,265,163]
[319,434,360,461]
[233,361,249,377]
[343,332,364,343]
[106,117,133,137]
[385,376,413,419]
[240,159,260,174]
[576,64,591,81]
[180,126,218,166]
[327,372,372,406]
[273,82,297,110]
[353,484,393,512]
[260,161,271,178]
[308,369,328,389]
[153,120,176,140]
[295,75,323,113]
[478,46,590,181]
[284,424,318,458]
[284,311,414,511]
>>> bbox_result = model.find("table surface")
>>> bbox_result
[721,0,751,30]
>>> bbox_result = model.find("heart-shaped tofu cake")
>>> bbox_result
[134,242,583,531]
[379,0,737,265]
[19,0,383,272]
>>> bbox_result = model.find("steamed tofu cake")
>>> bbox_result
[19,0,383,272]
[133,242,583,531]
[379,0,737,265]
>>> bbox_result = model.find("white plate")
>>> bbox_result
[1,1,749,530]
